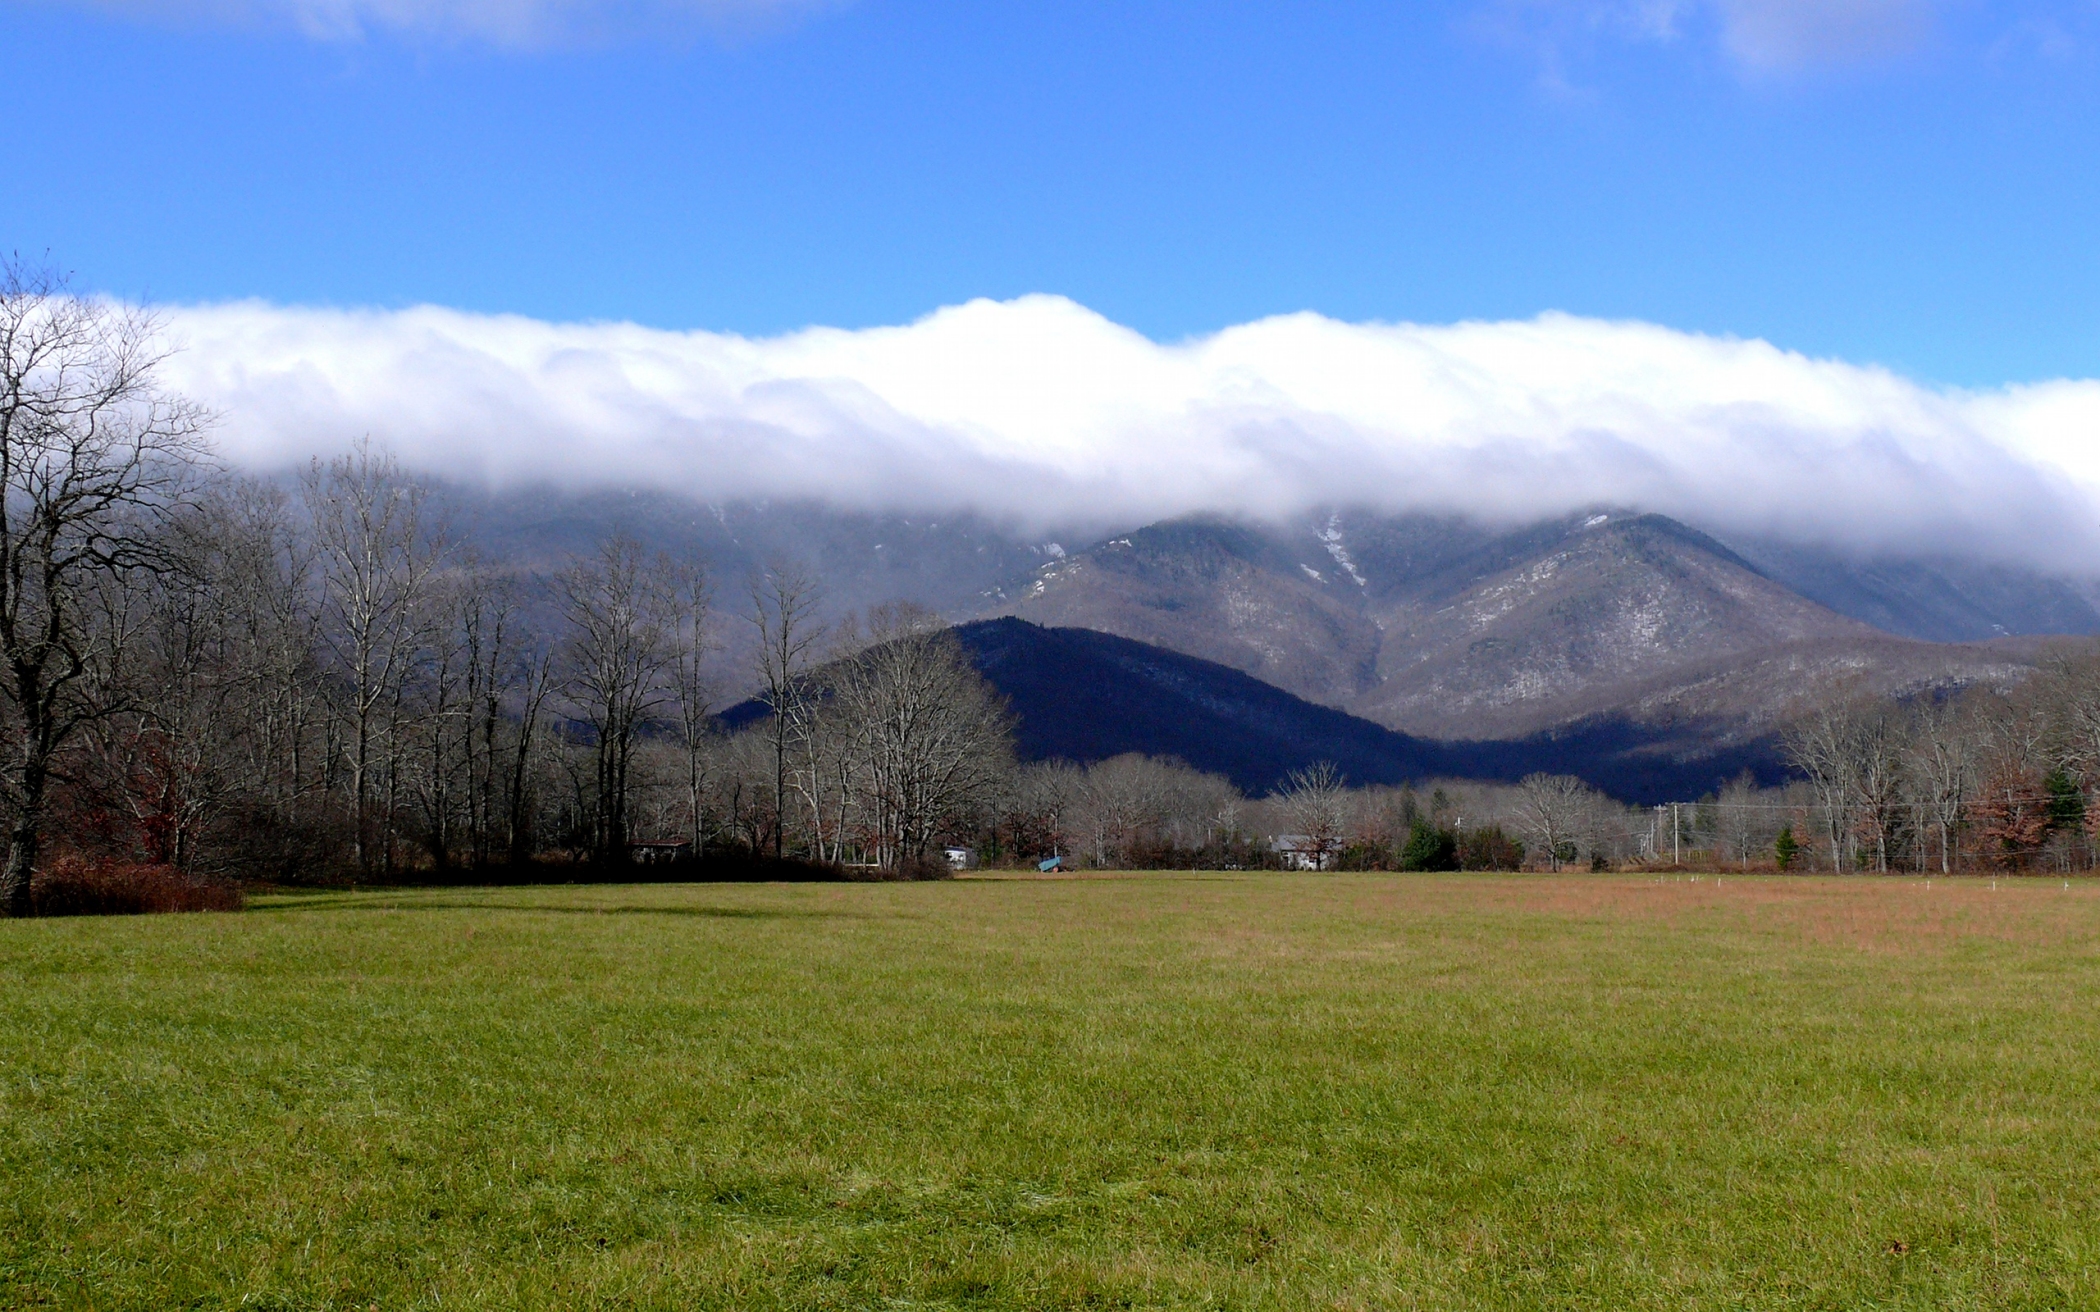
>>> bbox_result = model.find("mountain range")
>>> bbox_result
[979,509,2039,742]
[446,484,2084,800]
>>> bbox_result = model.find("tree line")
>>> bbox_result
[1774,662,2100,874]
[0,266,1037,911]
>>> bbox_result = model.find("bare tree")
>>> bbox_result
[666,560,714,853]
[0,262,210,915]
[1714,773,1766,870]
[1278,761,1348,870]
[1515,772,1590,870]
[1006,759,1080,863]
[1785,700,1868,872]
[407,568,470,872]
[747,562,824,860]
[86,516,224,873]
[211,481,324,829]
[1848,705,1908,873]
[305,442,442,878]
[504,636,556,864]
[827,603,1012,868]
[116,479,333,879]
[1905,695,1976,874]
[1072,755,1174,867]
[456,567,521,869]
[88,488,303,874]
[560,537,676,862]
[1161,765,1241,853]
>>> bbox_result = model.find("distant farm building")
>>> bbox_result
[1270,835,1334,871]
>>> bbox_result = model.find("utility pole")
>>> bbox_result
[1673,802,1681,866]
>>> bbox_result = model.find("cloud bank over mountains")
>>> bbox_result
[161,294,2100,572]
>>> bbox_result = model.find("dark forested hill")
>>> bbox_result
[936,619,1787,801]
[949,618,1438,794]
[719,617,1851,802]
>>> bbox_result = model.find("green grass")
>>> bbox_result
[4,873,2100,1310]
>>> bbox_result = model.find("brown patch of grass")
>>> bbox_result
[1330,872,2100,956]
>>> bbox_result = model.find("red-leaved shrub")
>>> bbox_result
[29,857,243,917]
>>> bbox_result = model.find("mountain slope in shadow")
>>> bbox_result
[949,619,1786,802]
[719,616,1785,800]
[952,617,1437,794]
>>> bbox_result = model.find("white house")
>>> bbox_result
[1270,834,1335,871]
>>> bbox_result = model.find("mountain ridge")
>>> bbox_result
[427,484,2081,787]
[725,617,1797,801]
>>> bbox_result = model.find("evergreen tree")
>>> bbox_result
[1400,820,1458,872]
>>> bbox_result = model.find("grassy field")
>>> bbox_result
[4,873,2099,1310]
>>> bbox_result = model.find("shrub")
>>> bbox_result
[1399,821,1458,872]
[631,851,848,884]
[1457,825,1525,871]
[30,858,243,917]
[893,852,956,882]
[1335,842,1395,872]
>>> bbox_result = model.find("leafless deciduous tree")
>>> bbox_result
[1071,754,1176,866]
[1278,760,1348,869]
[504,633,557,864]
[1904,695,1976,874]
[86,487,289,874]
[748,562,823,860]
[1852,706,1912,872]
[827,603,1012,868]
[665,560,714,852]
[1714,774,1768,870]
[456,567,524,869]
[1785,699,1871,872]
[399,559,529,873]
[305,442,443,878]
[1515,772,1591,870]
[560,536,676,861]
[0,262,210,916]
[1003,759,1080,862]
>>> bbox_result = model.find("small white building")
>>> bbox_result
[943,846,975,870]
[1270,834,1335,871]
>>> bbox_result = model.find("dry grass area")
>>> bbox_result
[4,872,2099,1309]
[1311,870,2100,953]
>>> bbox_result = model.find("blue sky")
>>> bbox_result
[5,0,2100,385]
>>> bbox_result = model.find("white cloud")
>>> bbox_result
[1490,1,2099,76]
[67,0,834,47]
[156,294,2100,572]
[1715,0,1939,70]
